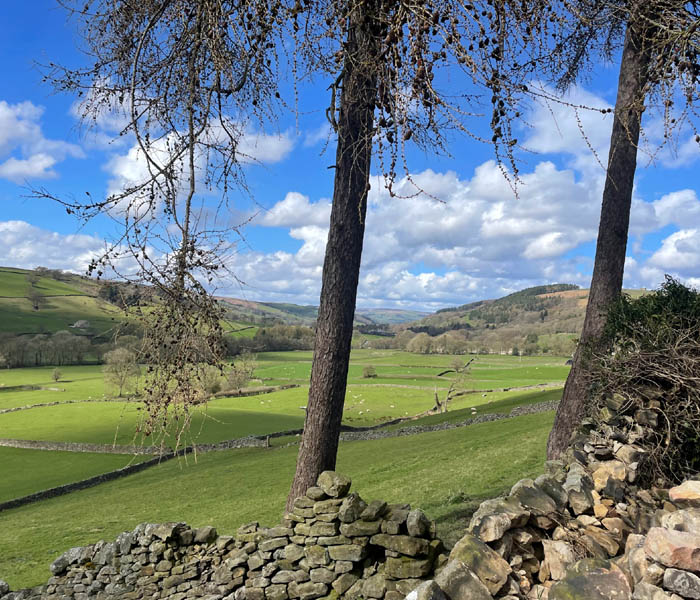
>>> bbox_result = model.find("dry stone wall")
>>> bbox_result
[404,393,700,600]
[0,472,445,600]
[3,394,700,600]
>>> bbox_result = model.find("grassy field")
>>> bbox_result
[0,410,553,589]
[0,268,88,298]
[0,350,566,589]
[0,447,151,503]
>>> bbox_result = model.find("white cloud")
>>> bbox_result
[0,100,84,183]
[235,127,295,164]
[0,221,106,272]
[259,192,331,227]
[303,123,333,148]
[522,85,613,176]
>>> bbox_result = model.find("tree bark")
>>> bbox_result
[286,6,380,509]
[547,18,651,459]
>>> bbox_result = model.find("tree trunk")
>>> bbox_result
[547,19,651,459]
[286,6,379,509]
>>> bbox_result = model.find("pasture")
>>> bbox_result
[0,350,567,589]
[0,411,553,589]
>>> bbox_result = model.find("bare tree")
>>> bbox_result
[546,0,700,458]
[41,0,289,448]
[285,0,556,506]
[103,347,141,397]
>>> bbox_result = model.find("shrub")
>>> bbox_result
[588,277,700,485]
[52,368,62,382]
[362,365,377,378]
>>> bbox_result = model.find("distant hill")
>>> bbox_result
[400,283,590,355]
[0,267,127,337]
[217,296,428,326]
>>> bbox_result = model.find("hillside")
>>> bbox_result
[217,296,427,326]
[0,267,427,341]
[0,267,126,337]
[398,283,589,355]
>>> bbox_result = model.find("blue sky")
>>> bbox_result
[1,2,699,311]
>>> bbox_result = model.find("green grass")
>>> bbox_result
[0,447,151,503]
[0,410,553,589]
[0,268,87,298]
[0,401,306,447]
[0,366,106,410]
[383,388,562,429]
[0,295,125,334]
[255,350,570,390]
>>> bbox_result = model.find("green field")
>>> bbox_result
[0,350,567,590]
[0,411,553,589]
[0,268,88,298]
[0,447,151,503]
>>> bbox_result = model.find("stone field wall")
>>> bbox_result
[3,393,700,600]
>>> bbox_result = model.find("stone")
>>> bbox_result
[50,546,85,575]
[340,520,382,537]
[407,509,431,538]
[594,503,610,519]
[592,461,627,492]
[616,444,644,465]
[433,560,492,600]
[335,561,353,574]
[469,497,530,542]
[332,573,358,595]
[363,573,387,599]
[604,477,628,503]
[645,527,700,571]
[294,496,316,509]
[535,474,569,508]
[548,559,631,600]
[662,509,700,536]
[284,545,305,563]
[670,481,700,508]
[602,517,630,538]
[304,546,330,567]
[309,568,336,584]
[339,494,368,523]
[632,582,674,600]
[370,534,429,557]
[289,581,328,600]
[361,500,388,521]
[385,505,411,523]
[663,568,700,599]
[260,538,288,553]
[564,463,595,515]
[317,535,350,546]
[272,572,297,585]
[344,579,365,600]
[194,526,218,544]
[313,499,343,515]
[396,579,424,596]
[385,556,434,579]
[511,479,559,516]
[584,526,620,556]
[266,584,289,600]
[472,512,512,543]
[448,532,511,595]
[267,527,295,538]
[309,523,338,537]
[306,487,328,501]
[316,472,351,498]
[328,544,366,562]
[635,409,658,427]
[0,580,9,595]
[541,540,576,581]
[408,580,444,600]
